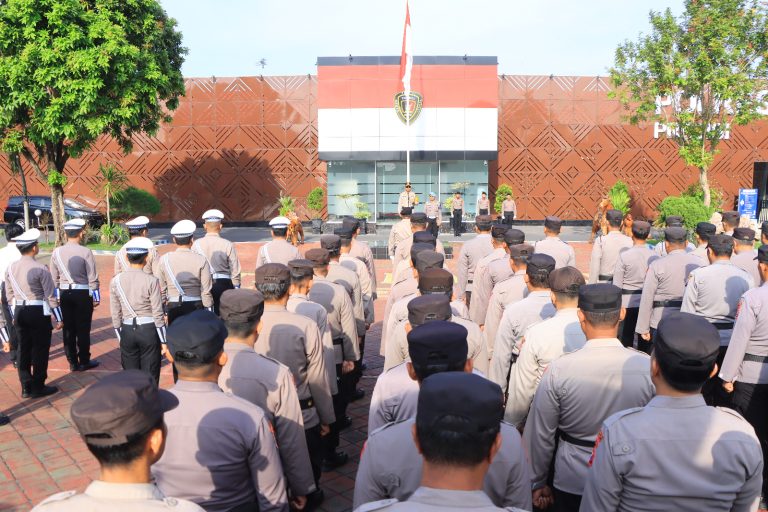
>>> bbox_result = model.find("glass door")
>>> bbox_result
[376,161,438,221]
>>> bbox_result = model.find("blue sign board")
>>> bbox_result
[739,188,759,220]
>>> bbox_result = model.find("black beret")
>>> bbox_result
[707,234,734,253]
[722,211,740,225]
[417,372,503,433]
[578,283,622,312]
[655,312,720,371]
[526,253,556,277]
[407,294,452,326]
[491,224,508,240]
[475,215,493,230]
[410,212,428,224]
[549,266,585,294]
[400,207,413,216]
[606,209,623,223]
[695,222,716,237]
[631,220,651,238]
[418,268,454,294]
[757,245,768,263]
[219,289,265,323]
[665,215,684,227]
[664,226,688,243]
[167,309,227,363]
[413,250,445,274]
[341,217,359,231]
[510,243,533,259]
[504,228,526,246]
[288,259,315,278]
[255,263,291,285]
[334,227,354,240]
[305,248,330,266]
[320,234,341,252]
[408,321,468,370]
[733,227,755,242]
[544,216,562,231]
[413,231,437,248]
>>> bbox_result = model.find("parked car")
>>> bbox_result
[3,196,106,229]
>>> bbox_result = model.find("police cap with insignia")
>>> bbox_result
[418,267,454,295]
[170,219,196,237]
[124,237,153,255]
[491,224,508,240]
[167,309,227,364]
[664,226,688,243]
[125,216,150,231]
[549,266,585,294]
[526,253,556,276]
[407,294,452,326]
[606,209,623,223]
[475,215,493,230]
[400,207,413,216]
[219,289,265,324]
[413,231,437,248]
[544,216,562,231]
[707,234,734,253]
[12,228,41,250]
[733,227,755,243]
[255,263,291,285]
[654,312,720,373]
[578,283,622,312]
[722,210,740,226]
[288,259,315,279]
[631,220,651,239]
[510,243,533,260]
[341,217,359,231]
[504,228,525,246]
[411,242,436,265]
[413,249,444,274]
[695,222,716,238]
[665,215,684,227]
[756,244,768,263]
[269,216,290,230]
[334,227,354,240]
[417,372,503,433]
[202,209,225,222]
[320,234,341,254]
[408,321,468,372]
[410,212,428,225]
[305,248,330,267]
[63,218,86,233]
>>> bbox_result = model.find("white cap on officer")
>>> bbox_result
[12,228,41,248]
[125,216,150,229]
[202,209,224,222]
[124,237,154,255]
[269,216,290,229]
[63,218,86,230]
[170,219,196,237]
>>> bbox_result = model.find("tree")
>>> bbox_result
[610,0,768,207]
[0,0,186,244]
[94,163,127,227]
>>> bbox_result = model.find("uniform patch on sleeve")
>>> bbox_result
[588,429,604,467]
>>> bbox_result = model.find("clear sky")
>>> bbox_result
[159,0,681,78]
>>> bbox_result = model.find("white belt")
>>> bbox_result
[212,273,231,280]
[13,299,45,306]
[169,296,202,302]
[61,283,90,290]
[123,317,155,326]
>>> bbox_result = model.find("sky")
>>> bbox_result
[159,0,682,78]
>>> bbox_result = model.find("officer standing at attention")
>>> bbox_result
[355,322,532,511]
[356,372,527,512]
[581,312,763,511]
[635,226,702,353]
[0,224,22,369]
[158,220,213,324]
[398,182,417,211]
[653,216,696,256]
[722,210,740,236]
[588,209,631,284]
[343,217,378,299]
[115,216,159,275]
[480,228,526,323]
[612,220,657,348]
[217,289,316,510]
[451,191,464,237]
[109,237,168,384]
[392,213,446,274]
[721,245,768,507]
[476,191,490,216]
[534,216,576,268]
[256,216,301,268]
[323,235,366,339]
[31,370,204,511]
[424,192,441,238]
[502,193,516,225]
[524,284,654,512]
[4,228,62,398]
[152,310,288,512]
[731,227,760,286]
[691,221,716,263]
[191,209,241,315]
[469,225,510,325]
[388,207,413,260]
[339,228,374,326]
[457,214,494,306]
[50,218,100,372]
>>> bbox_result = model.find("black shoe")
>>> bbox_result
[11,360,17,369]
[305,489,324,510]
[69,362,79,372]
[21,386,30,398]
[350,388,365,402]
[337,415,353,430]
[0,415,9,426]
[28,385,58,399]
[321,451,348,472]
[78,360,100,371]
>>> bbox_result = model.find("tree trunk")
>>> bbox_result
[49,183,66,246]
[699,167,711,208]
[106,195,111,227]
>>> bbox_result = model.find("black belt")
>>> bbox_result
[622,289,643,295]
[299,397,315,410]
[332,338,343,346]
[744,354,768,364]
[712,322,734,330]
[598,274,614,282]
[652,299,682,308]
[558,430,595,448]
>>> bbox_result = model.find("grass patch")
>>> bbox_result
[39,242,121,252]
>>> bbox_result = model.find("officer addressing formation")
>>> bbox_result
[10,192,768,512]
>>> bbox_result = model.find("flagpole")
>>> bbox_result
[406,107,411,183]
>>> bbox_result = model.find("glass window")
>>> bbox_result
[327,161,375,219]
[376,161,438,221]
[439,160,489,217]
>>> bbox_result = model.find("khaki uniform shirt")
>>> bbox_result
[533,236,576,269]
[502,199,516,215]
[388,219,412,258]
[691,243,709,265]
[152,381,288,512]
[457,234,494,296]
[635,249,703,334]
[308,277,359,364]
[452,196,464,211]
[158,249,213,307]
[328,261,366,336]
[721,283,768,384]
[368,362,419,434]
[504,308,586,426]
[287,293,337,394]
[523,339,654,495]
[681,260,753,346]
[588,231,632,283]
[115,243,160,276]
[490,290,555,392]
[219,343,315,496]
[581,395,762,512]
[356,487,523,511]
[392,236,445,280]
[469,247,508,324]
[349,238,377,291]
[109,269,165,329]
[256,238,301,268]
[254,305,335,426]
[32,481,204,511]
[477,197,490,212]
[654,240,695,257]
[732,249,760,288]
[612,244,657,308]
[483,271,528,356]
[341,253,374,324]
[192,233,241,286]
[354,420,532,511]
[50,241,99,291]
[423,200,441,223]
[381,275,418,353]
[4,255,59,310]
[398,191,417,210]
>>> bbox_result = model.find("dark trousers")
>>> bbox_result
[703,346,731,407]
[14,306,52,392]
[553,488,582,512]
[60,289,93,366]
[119,322,162,384]
[637,327,655,355]
[452,209,463,236]
[479,208,489,216]
[503,212,515,225]
[305,424,323,487]
[324,363,354,458]
[617,307,639,348]
[427,218,439,238]
[168,300,203,382]
[211,278,234,316]
[2,298,18,364]
[732,381,768,497]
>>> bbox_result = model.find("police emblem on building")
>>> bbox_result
[394,91,423,124]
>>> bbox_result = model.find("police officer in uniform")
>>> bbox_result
[398,182,417,211]
[31,370,204,512]
[192,209,241,315]
[653,216,696,256]
[152,310,288,511]
[50,218,100,371]
[217,289,316,510]
[0,223,22,369]
[115,216,159,276]
[392,214,446,275]
[457,214,494,305]
[158,220,213,325]
[388,207,413,260]
[477,191,490,216]
[502,194,516,225]
[451,192,464,237]
[4,228,62,398]
[524,284,654,512]
[343,217,377,298]
[722,210,740,236]
[424,192,441,238]
[393,231,446,283]
[357,372,526,512]
[691,221,716,263]
[468,224,510,324]
[582,312,763,511]
[355,322,532,511]
[256,216,301,268]
[731,227,760,286]
[534,216,576,268]
[323,235,365,340]
[480,228,526,326]
[612,220,657,348]
[721,244,768,506]
[110,237,168,384]
[588,209,632,283]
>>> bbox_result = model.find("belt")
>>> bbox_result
[468,279,473,284]
[168,296,202,303]
[60,283,90,290]
[13,299,45,307]
[712,322,734,330]
[598,274,613,282]
[622,289,643,295]
[558,430,595,448]
[332,338,343,346]
[123,317,155,326]
[299,397,315,410]
[652,299,683,308]
[744,354,768,364]
[212,273,231,280]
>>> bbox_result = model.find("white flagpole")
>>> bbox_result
[401,0,412,184]
[406,106,411,183]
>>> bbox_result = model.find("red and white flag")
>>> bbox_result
[400,1,412,96]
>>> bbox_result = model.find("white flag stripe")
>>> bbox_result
[402,23,412,94]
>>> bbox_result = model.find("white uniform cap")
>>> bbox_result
[124,237,154,254]
[12,228,41,246]
[170,220,196,237]
[202,209,224,222]
[125,216,150,229]
[63,218,86,230]
[429,191,436,196]
[269,216,290,229]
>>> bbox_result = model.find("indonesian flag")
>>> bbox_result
[400,1,412,96]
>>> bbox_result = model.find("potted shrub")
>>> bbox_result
[354,201,371,234]
[307,187,324,234]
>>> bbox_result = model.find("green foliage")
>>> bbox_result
[656,195,715,231]
[494,184,515,214]
[610,0,768,206]
[278,193,296,217]
[47,169,67,187]
[354,201,370,220]
[443,196,454,211]
[111,186,161,219]
[95,163,127,226]
[307,187,324,217]
[607,181,631,214]
[681,182,726,210]
[99,223,128,246]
